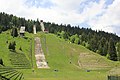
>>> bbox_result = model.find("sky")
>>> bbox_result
[0,0,120,36]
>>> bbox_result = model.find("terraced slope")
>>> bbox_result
[9,52,31,68]
[0,65,24,80]
[0,31,33,67]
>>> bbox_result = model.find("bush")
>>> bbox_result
[8,41,16,51]
[0,26,2,33]
[74,37,80,44]
[19,46,22,51]
[11,27,18,37]
[0,58,4,65]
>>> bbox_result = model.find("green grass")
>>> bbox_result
[0,31,120,80]
[0,30,33,67]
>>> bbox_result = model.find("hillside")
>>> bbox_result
[0,12,120,61]
[0,31,120,80]
[39,32,116,69]
[26,32,120,80]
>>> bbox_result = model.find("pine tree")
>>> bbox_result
[89,34,98,52]
[70,35,75,43]
[19,46,22,51]
[0,58,3,65]
[11,27,18,37]
[8,42,12,50]
[8,41,16,51]
[107,38,117,61]
[116,42,120,61]
[36,18,41,32]
[0,26,2,33]
[98,37,108,56]
[60,31,69,40]
[74,37,80,44]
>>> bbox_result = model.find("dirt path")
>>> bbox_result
[34,37,49,68]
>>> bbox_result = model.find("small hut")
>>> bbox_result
[20,26,25,37]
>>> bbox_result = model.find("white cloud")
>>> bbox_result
[51,0,84,11]
[0,0,86,24]
[79,0,105,22]
[88,0,120,36]
[0,0,120,36]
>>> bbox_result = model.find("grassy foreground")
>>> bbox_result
[0,31,120,80]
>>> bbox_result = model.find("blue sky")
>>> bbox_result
[25,0,54,8]
[0,0,120,36]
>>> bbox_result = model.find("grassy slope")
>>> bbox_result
[40,33,117,69]
[0,30,34,67]
[23,32,119,80]
[0,31,120,80]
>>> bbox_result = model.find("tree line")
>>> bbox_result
[0,12,120,61]
[0,12,41,33]
[44,22,120,61]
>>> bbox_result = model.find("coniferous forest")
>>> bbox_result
[0,12,120,61]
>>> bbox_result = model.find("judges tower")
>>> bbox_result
[33,25,36,34]
[40,20,45,32]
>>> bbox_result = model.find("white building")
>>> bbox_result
[33,25,36,34]
[20,26,25,37]
[40,20,45,32]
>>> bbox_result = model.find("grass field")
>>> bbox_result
[0,30,34,67]
[0,31,120,80]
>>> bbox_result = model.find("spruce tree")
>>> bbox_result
[70,35,75,43]
[74,37,80,44]
[116,42,120,61]
[8,41,16,51]
[11,27,18,37]
[107,38,117,61]
[0,58,3,65]
[98,37,107,56]
[8,42,12,50]
[0,26,2,33]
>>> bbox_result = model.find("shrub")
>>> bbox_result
[8,41,16,51]
[0,58,4,65]
[11,27,18,37]
[19,46,22,51]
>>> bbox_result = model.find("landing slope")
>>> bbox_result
[38,33,116,69]
[24,32,119,80]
